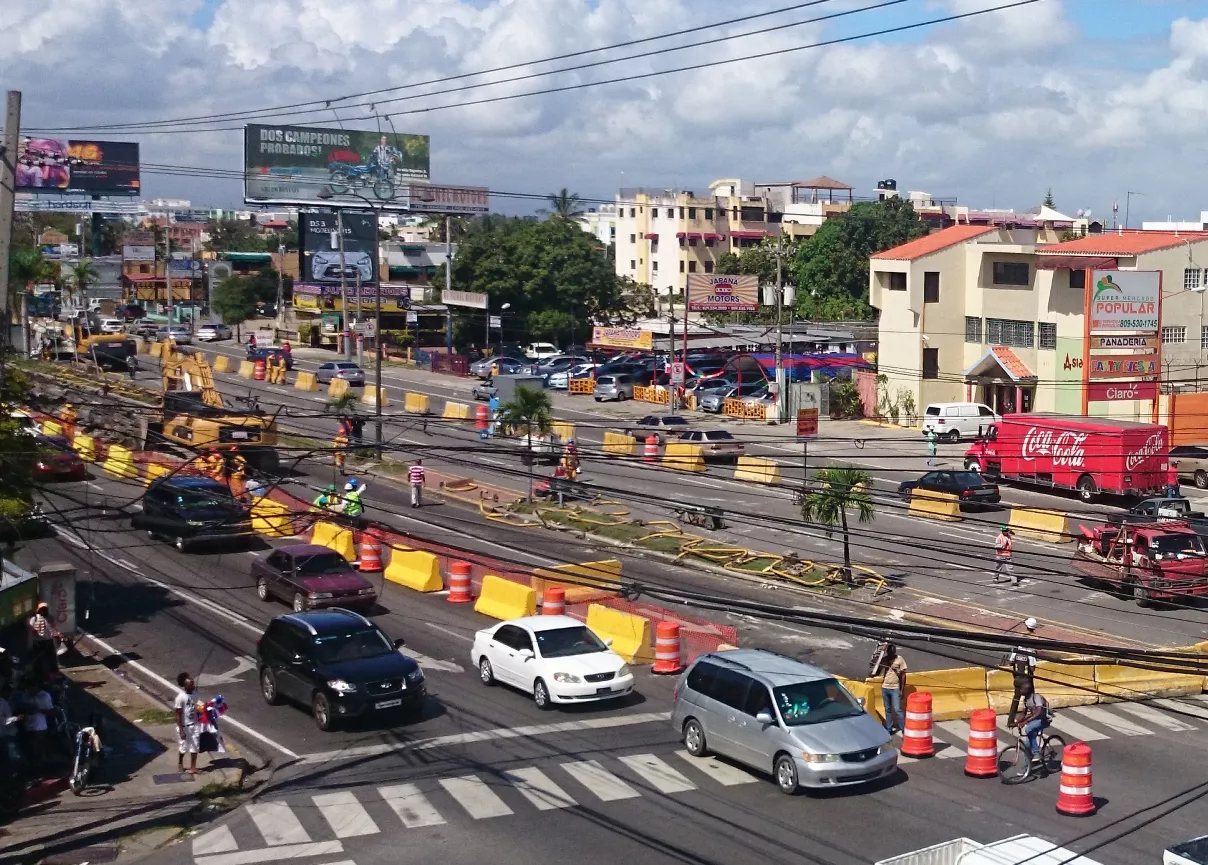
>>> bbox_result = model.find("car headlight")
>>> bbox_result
[877,743,894,755]
[801,752,841,763]
[327,679,357,693]
[616,664,631,678]
[358,587,375,595]
[309,592,334,599]
[186,520,206,527]
[407,668,425,682]
[552,672,582,683]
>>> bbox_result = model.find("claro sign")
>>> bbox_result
[1021,427,1088,468]
[1087,381,1158,403]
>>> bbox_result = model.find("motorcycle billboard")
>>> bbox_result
[244,124,430,210]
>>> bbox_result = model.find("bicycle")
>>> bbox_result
[997,715,1065,784]
[70,723,104,795]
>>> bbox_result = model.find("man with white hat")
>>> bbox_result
[1006,617,1039,727]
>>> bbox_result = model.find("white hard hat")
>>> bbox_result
[1024,617,1038,631]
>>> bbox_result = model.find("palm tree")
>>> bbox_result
[800,466,875,581]
[497,385,553,501]
[542,188,585,221]
[7,247,56,316]
[68,259,97,305]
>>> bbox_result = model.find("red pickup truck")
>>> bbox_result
[1073,521,1208,606]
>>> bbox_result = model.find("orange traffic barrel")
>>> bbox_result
[447,560,473,604]
[900,691,935,758]
[652,622,683,674]
[357,536,384,573]
[644,435,659,463]
[253,358,266,380]
[542,586,566,616]
[1056,742,1096,816]
[475,403,489,432]
[964,708,999,777]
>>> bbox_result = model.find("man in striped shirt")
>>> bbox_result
[408,460,425,508]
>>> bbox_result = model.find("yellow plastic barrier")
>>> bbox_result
[602,430,637,457]
[662,441,706,473]
[1094,663,1205,701]
[383,549,443,593]
[900,667,989,721]
[532,559,621,605]
[585,604,654,664]
[213,355,231,373]
[41,420,64,436]
[987,662,1100,712]
[733,456,782,485]
[837,677,878,719]
[633,385,669,405]
[404,392,431,414]
[723,398,766,420]
[148,342,163,358]
[908,489,961,522]
[327,377,350,399]
[473,574,537,621]
[101,444,137,479]
[237,360,256,379]
[251,498,295,537]
[311,520,356,561]
[685,394,697,411]
[143,463,172,486]
[568,378,594,395]
[136,339,150,355]
[294,370,318,392]
[442,401,473,421]
[361,386,389,407]
[551,421,575,443]
[1008,507,1072,543]
[73,434,95,462]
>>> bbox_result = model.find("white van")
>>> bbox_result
[921,402,999,442]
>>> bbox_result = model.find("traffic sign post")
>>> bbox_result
[670,362,685,385]
[796,406,819,497]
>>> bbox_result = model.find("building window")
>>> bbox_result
[609,226,616,238]
[1185,268,1202,291]
[629,234,636,243]
[923,271,940,303]
[705,208,713,220]
[887,272,906,291]
[688,207,696,219]
[666,208,674,218]
[1069,269,1086,289]
[688,261,697,273]
[679,260,684,273]
[704,261,714,274]
[652,261,658,272]
[740,206,763,222]
[985,318,1035,348]
[679,207,685,218]
[965,316,982,344]
[629,208,635,217]
[1038,322,1057,349]
[922,348,939,379]
[630,260,636,270]
[688,237,697,246]
[704,238,714,247]
[139,264,150,274]
[1162,326,1187,344]
[992,261,1031,286]
[1202,326,1208,349]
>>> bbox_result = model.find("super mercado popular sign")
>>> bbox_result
[1090,270,1160,333]
[686,274,759,312]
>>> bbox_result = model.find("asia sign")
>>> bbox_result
[686,274,759,312]
[1089,270,1160,333]
[591,326,652,350]
[1089,355,1159,379]
[16,137,140,195]
[244,124,430,210]
[1087,381,1158,403]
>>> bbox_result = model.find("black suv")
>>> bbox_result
[132,476,252,552]
[257,610,426,731]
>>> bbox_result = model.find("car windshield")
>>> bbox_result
[705,430,735,441]
[662,417,689,426]
[311,628,394,663]
[951,472,986,488]
[295,552,351,575]
[1152,534,1206,556]
[174,488,235,510]
[773,678,866,726]
[535,625,608,658]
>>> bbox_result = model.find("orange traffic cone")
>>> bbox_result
[964,708,999,777]
[652,622,683,674]
[1056,743,1096,816]
[900,691,934,758]
[358,536,384,572]
[542,586,566,616]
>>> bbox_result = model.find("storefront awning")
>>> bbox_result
[963,346,1036,382]
[643,233,659,240]
[730,230,769,239]
[1034,256,1117,270]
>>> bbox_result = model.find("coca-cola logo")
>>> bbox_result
[1021,427,1088,468]
[1126,432,1165,471]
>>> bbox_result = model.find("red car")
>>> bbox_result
[33,435,87,481]
[252,544,377,612]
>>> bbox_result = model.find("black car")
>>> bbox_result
[899,470,1001,506]
[132,476,253,551]
[246,347,294,370]
[257,609,426,731]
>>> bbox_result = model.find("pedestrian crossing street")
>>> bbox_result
[190,695,1208,864]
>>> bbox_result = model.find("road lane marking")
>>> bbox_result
[503,767,578,810]
[1047,712,1109,742]
[195,843,344,865]
[378,783,446,828]
[561,760,641,801]
[424,622,473,642]
[1154,698,1208,721]
[1065,705,1153,736]
[193,825,238,856]
[313,791,380,838]
[247,802,311,845]
[675,751,757,786]
[439,776,514,819]
[1114,702,1196,732]
[618,753,697,793]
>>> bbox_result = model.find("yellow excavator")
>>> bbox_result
[153,345,282,472]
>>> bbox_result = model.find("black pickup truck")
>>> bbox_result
[1109,496,1208,538]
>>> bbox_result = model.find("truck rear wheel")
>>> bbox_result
[1076,476,1097,502]
[1133,583,1152,608]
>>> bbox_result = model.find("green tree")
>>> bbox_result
[7,247,57,313]
[1043,188,1056,208]
[800,466,875,580]
[0,368,39,536]
[67,259,98,303]
[497,384,553,501]
[211,274,258,339]
[542,188,585,221]
[422,215,470,243]
[205,218,267,253]
[716,252,742,275]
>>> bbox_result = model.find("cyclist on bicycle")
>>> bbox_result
[1016,680,1050,760]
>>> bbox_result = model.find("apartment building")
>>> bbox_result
[577,204,618,248]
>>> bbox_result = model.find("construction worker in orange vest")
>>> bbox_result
[204,448,225,480]
[227,447,249,495]
[59,402,77,440]
[333,430,349,476]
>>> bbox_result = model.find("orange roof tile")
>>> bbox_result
[1038,231,1208,257]
[872,225,998,261]
[991,346,1034,381]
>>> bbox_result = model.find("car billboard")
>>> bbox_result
[245,124,430,209]
[299,210,379,287]
[16,137,140,195]
[686,274,759,312]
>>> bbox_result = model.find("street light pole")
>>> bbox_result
[336,209,350,360]
[374,202,383,460]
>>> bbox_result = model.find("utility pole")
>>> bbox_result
[774,231,784,423]
[354,253,363,366]
[666,291,675,415]
[165,225,173,324]
[445,215,453,355]
[374,204,383,460]
[0,91,23,374]
[275,242,285,328]
[337,209,350,360]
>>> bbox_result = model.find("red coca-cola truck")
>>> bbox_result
[963,414,1175,501]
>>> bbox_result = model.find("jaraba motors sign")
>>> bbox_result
[686,274,759,312]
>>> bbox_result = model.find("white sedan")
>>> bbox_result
[471,615,635,709]
[197,323,232,341]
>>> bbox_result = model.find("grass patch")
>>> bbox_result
[134,707,177,725]
[634,534,687,553]
[197,780,242,801]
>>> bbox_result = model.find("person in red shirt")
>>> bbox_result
[408,460,425,508]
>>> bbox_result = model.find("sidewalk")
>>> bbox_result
[0,650,261,865]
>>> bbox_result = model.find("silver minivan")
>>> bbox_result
[671,649,897,794]
[921,402,999,442]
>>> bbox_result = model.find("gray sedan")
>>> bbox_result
[316,361,366,386]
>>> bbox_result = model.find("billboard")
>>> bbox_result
[442,290,487,309]
[686,274,759,311]
[299,210,378,286]
[591,326,652,350]
[244,124,430,209]
[16,137,140,195]
[292,282,411,312]
[1089,270,1159,333]
[403,184,490,214]
[122,245,155,262]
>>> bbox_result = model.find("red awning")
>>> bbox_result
[730,230,768,239]
[703,232,724,240]
[675,232,687,238]
[643,233,659,240]
[1035,256,1118,270]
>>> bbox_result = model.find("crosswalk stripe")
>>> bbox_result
[246,802,311,846]
[379,783,447,828]
[562,760,641,801]
[934,739,967,759]
[1184,695,1208,707]
[1047,712,1109,742]
[937,720,973,744]
[675,750,757,786]
[194,842,344,865]
[440,776,514,819]
[504,767,577,810]
[1114,702,1197,732]
[619,754,697,793]
[313,791,380,837]
[192,825,238,856]
[1154,697,1208,721]
[1065,705,1153,736]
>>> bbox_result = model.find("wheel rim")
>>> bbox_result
[257,579,268,600]
[1197,471,1207,489]
[997,745,1029,784]
[262,670,275,700]
[535,682,548,706]
[685,723,702,752]
[776,759,795,790]
[479,660,492,683]
[314,696,329,727]
[294,594,306,612]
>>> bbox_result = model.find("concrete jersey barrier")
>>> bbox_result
[294,371,319,392]
[602,431,637,457]
[442,401,473,421]
[586,604,654,664]
[327,378,350,399]
[310,520,356,562]
[404,392,431,414]
[251,498,296,538]
[532,559,621,605]
[237,360,256,379]
[908,489,962,522]
[1008,506,1072,543]
[73,434,96,462]
[383,549,444,593]
[662,442,705,473]
[101,444,138,479]
[474,574,537,620]
[361,386,389,407]
[733,456,782,485]
[213,354,231,373]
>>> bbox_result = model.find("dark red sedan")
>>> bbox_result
[33,435,87,482]
[252,544,377,613]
